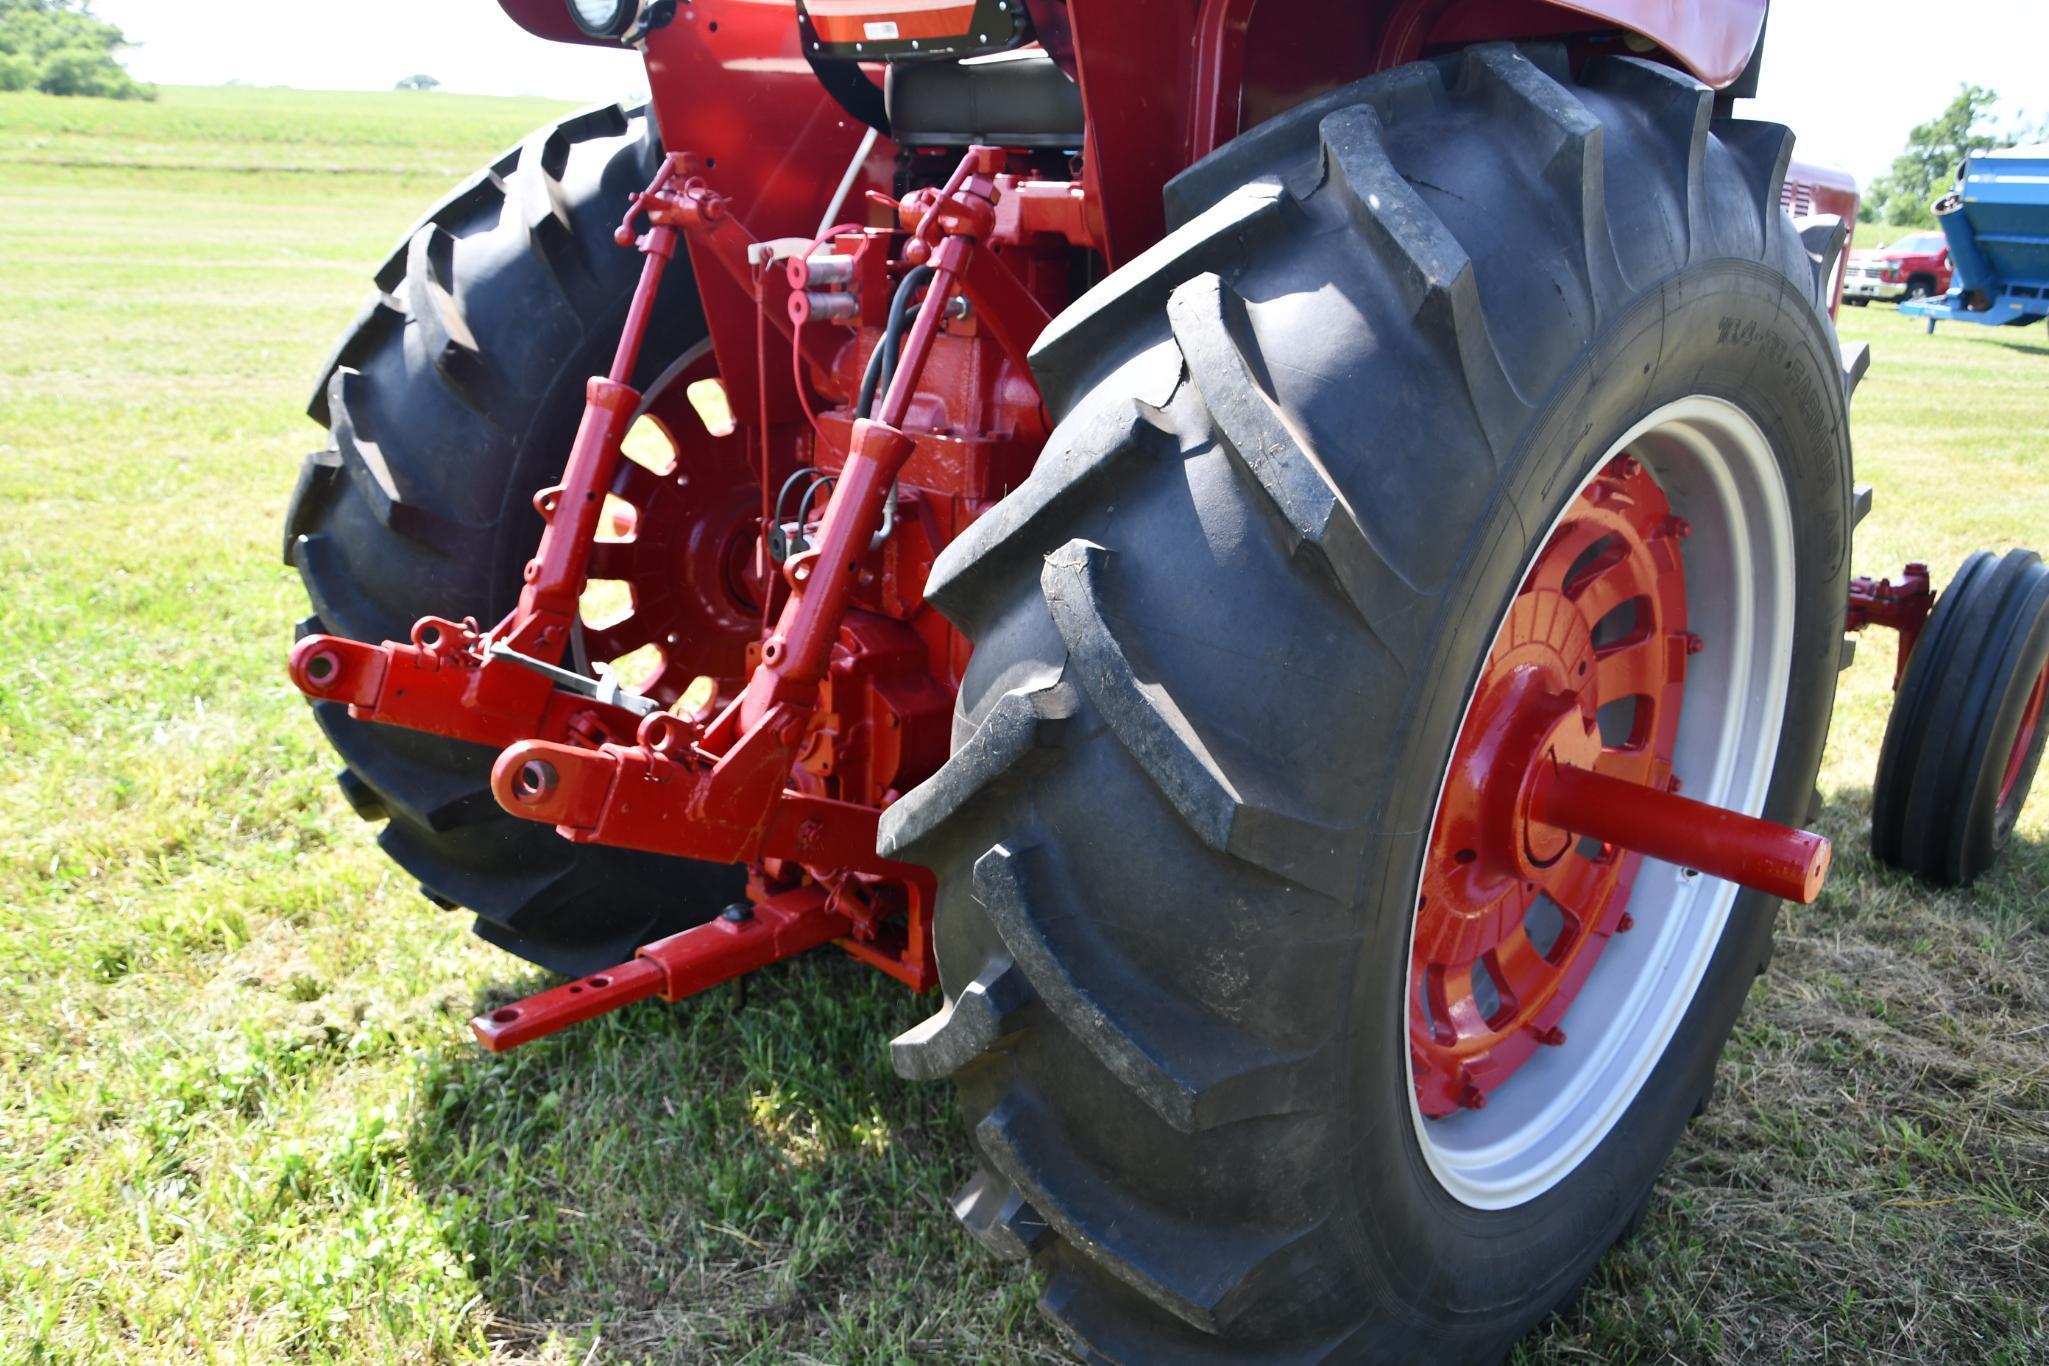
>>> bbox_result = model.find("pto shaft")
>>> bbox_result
[1529,762,1832,904]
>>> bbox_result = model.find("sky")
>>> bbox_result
[98,0,2048,188]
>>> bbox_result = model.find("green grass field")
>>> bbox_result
[1,85,2045,1364]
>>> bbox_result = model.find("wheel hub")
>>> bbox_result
[1412,455,1692,1118]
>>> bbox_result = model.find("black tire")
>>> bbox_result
[1904,275,1935,301]
[284,104,744,977]
[1872,549,2049,885]
[1847,296,1869,306]
[881,44,1853,1361]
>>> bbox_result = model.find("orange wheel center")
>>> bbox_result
[581,379,771,709]
[1412,455,1693,1118]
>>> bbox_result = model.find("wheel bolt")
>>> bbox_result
[1458,1084,1488,1112]
[1535,1025,1567,1047]
[1686,633,1705,655]
[1617,911,1636,933]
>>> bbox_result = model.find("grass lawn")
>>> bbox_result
[1,85,2045,1364]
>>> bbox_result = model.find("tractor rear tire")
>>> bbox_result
[883,46,1853,1361]
[1872,549,2049,884]
[284,104,743,977]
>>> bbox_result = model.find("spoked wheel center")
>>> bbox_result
[1405,396,1812,1211]
[1413,455,1689,1119]
[582,364,771,711]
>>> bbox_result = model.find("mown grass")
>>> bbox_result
[1,86,2045,1364]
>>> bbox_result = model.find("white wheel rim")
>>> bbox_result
[1404,395,1797,1210]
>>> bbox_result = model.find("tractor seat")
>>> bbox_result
[886,49,1084,150]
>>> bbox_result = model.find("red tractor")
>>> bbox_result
[284,1,2049,1357]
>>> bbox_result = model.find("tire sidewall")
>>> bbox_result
[1334,260,1851,1338]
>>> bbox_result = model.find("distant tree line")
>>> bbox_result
[1861,85,2046,227]
[0,0,153,100]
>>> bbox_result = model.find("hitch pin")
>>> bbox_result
[484,638,662,717]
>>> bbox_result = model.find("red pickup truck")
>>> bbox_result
[1843,231,1953,305]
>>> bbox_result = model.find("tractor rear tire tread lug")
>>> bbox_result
[309,698,499,835]
[404,223,504,422]
[1161,61,1449,232]
[306,292,405,427]
[1167,271,1424,652]
[1799,216,1850,301]
[890,955,1038,1081]
[876,681,1081,863]
[1462,45,1630,323]
[1315,101,1526,450]
[516,126,609,321]
[285,102,741,975]
[282,445,344,566]
[371,161,512,296]
[333,766,388,824]
[976,1086,1334,1336]
[1030,188,1292,422]
[968,843,1330,1132]
[899,41,1842,1359]
[1708,118,1797,259]
[1844,343,1873,403]
[1576,54,1712,263]
[951,1165,1057,1263]
[328,367,478,547]
[1042,540,1363,899]
[922,399,1176,638]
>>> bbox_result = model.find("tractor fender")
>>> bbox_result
[1541,0,1767,88]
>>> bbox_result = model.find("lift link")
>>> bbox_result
[469,886,850,1052]
[287,153,718,752]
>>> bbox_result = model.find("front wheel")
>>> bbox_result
[885,44,1852,1360]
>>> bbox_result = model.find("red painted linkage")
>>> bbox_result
[289,154,729,754]
[470,887,850,1052]
[1845,563,1935,688]
[295,145,1056,1053]
[489,147,1019,884]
